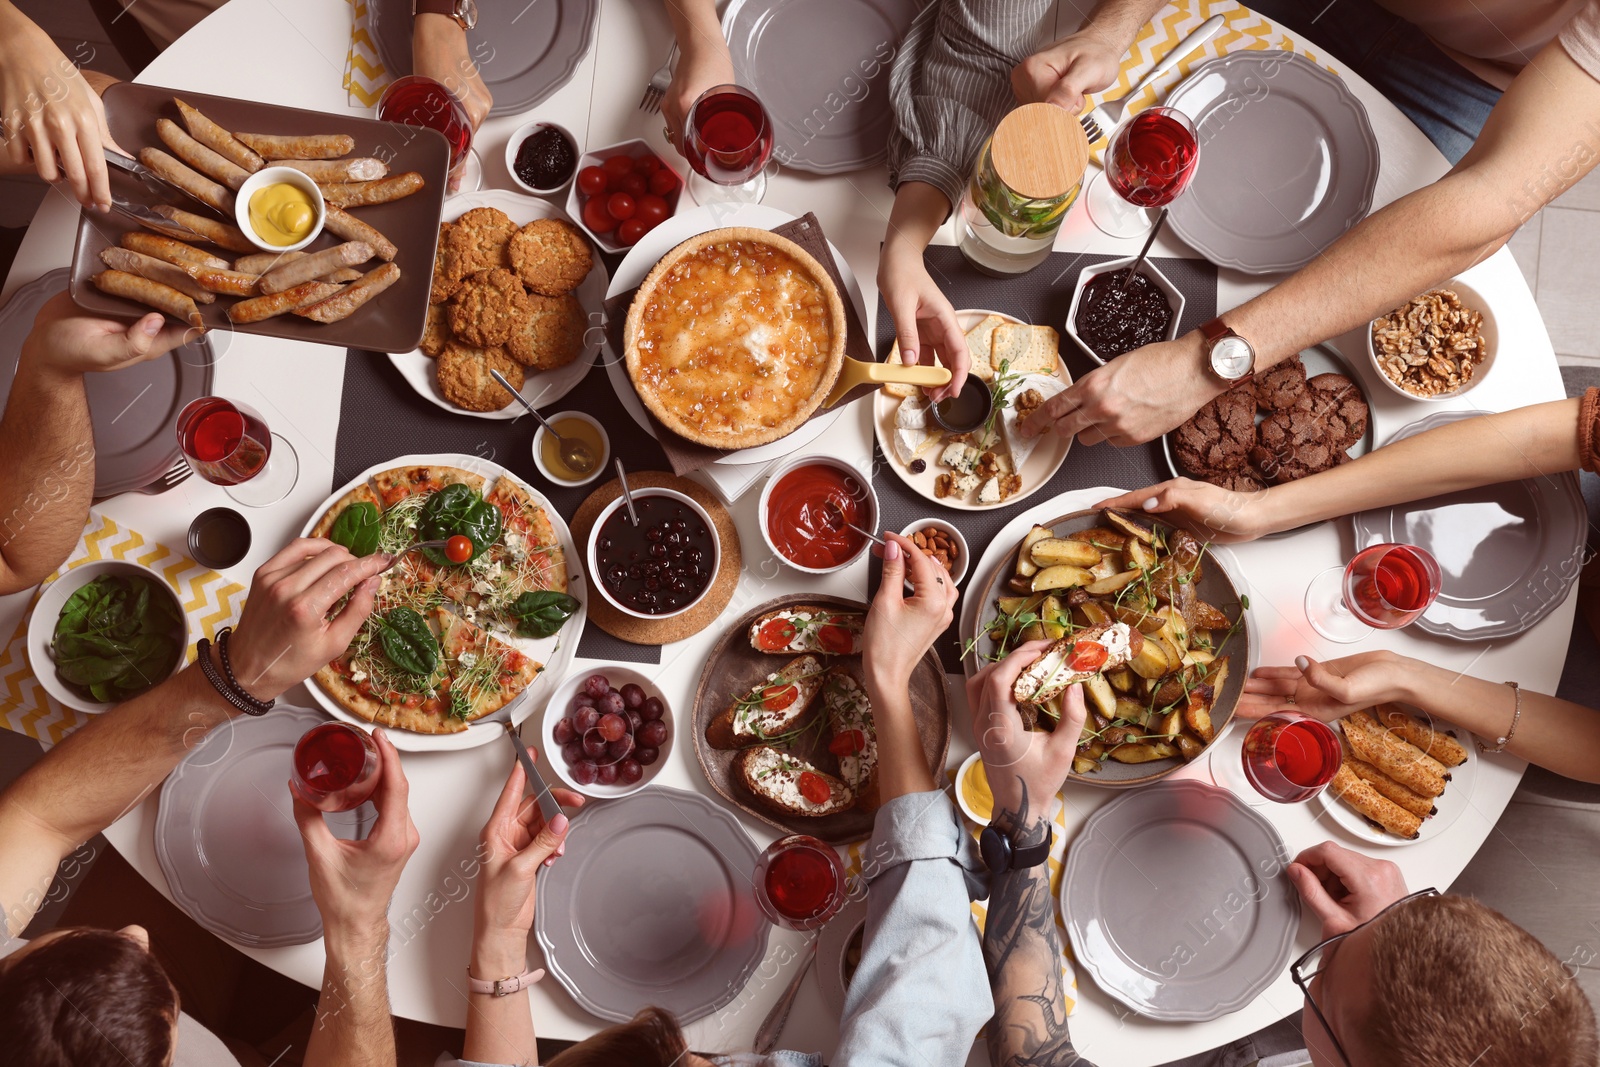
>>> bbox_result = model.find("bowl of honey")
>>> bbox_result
[532,411,609,487]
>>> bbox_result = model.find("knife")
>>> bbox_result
[508,725,564,824]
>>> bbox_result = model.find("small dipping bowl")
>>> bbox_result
[532,410,609,487]
[188,507,252,569]
[898,518,970,586]
[954,752,994,825]
[927,374,993,434]
[234,165,325,254]
[759,454,879,576]
[587,488,721,620]
[505,119,579,198]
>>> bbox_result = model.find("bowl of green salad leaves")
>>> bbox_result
[27,560,190,713]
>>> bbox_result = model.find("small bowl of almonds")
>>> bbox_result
[898,519,969,586]
[1367,280,1496,402]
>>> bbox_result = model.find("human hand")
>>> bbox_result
[878,237,967,402]
[862,533,960,689]
[20,292,194,381]
[226,539,390,702]
[1095,479,1271,544]
[1287,841,1409,939]
[412,14,491,191]
[1012,28,1125,114]
[661,35,735,155]
[968,642,1087,819]
[293,729,420,939]
[473,759,583,948]
[1238,653,1409,723]
[0,11,117,210]
[1022,333,1216,446]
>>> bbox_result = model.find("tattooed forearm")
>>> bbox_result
[982,780,1094,1067]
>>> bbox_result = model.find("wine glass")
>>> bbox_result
[1305,542,1442,643]
[752,834,846,931]
[290,722,381,813]
[1240,712,1342,803]
[1085,106,1199,239]
[176,396,300,508]
[682,84,774,205]
[377,74,481,194]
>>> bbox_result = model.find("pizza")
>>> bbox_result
[623,227,848,450]
[308,464,580,734]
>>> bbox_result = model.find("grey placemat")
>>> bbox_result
[870,246,1218,671]
[334,351,662,665]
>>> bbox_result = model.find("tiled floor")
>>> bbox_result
[1510,166,1600,368]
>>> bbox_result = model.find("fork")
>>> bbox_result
[638,41,678,113]
[1083,14,1224,143]
[130,458,193,495]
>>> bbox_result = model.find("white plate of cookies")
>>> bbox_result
[389,189,609,420]
[872,309,1073,510]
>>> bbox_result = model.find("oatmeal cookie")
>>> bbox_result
[420,301,451,358]
[442,207,515,282]
[507,219,593,296]
[430,222,458,304]
[449,268,527,347]
[505,292,586,370]
[1252,356,1307,412]
[435,340,523,412]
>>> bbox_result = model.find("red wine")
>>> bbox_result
[1343,543,1440,629]
[1242,714,1341,803]
[379,75,472,172]
[177,397,271,486]
[685,88,773,185]
[1107,109,1199,208]
[755,835,845,930]
[291,723,380,813]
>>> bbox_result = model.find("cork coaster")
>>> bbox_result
[570,473,742,646]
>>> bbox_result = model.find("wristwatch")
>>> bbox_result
[1199,317,1256,386]
[413,0,477,30]
[467,965,545,997]
[979,820,1053,874]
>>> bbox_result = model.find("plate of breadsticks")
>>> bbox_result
[1316,704,1478,846]
[68,83,450,351]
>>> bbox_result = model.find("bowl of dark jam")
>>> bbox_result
[587,488,720,619]
[1065,256,1185,365]
[506,120,579,197]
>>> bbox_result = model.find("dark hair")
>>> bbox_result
[0,927,179,1067]
[546,1006,687,1067]
[1366,895,1599,1067]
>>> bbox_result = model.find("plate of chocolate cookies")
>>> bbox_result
[389,189,608,419]
[1164,343,1372,502]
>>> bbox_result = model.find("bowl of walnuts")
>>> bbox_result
[1367,280,1496,402]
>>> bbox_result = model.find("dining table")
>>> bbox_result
[0,0,1574,1063]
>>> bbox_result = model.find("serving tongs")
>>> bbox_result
[101,147,214,239]
[823,355,951,408]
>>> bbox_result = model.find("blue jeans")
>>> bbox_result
[1248,0,1504,163]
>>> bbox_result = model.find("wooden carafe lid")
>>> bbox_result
[991,102,1091,201]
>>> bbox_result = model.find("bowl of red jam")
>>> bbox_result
[587,488,720,619]
[1065,256,1185,365]
[505,120,579,197]
[759,455,879,575]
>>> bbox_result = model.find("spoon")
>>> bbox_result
[614,459,639,527]
[820,500,884,546]
[378,539,450,573]
[1117,207,1169,295]
[488,369,597,476]
[752,936,819,1054]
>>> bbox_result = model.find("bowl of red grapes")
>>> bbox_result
[539,667,672,798]
[562,138,682,255]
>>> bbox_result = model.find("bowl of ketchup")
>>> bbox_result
[759,455,879,575]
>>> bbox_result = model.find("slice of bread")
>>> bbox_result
[991,323,1060,376]
[881,341,916,399]
[1011,623,1143,706]
[735,746,855,817]
[821,669,879,813]
[705,654,827,750]
[963,315,1004,383]
[748,607,866,655]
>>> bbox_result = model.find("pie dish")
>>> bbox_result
[623,226,848,449]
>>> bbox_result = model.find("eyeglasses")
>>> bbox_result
[1290,887,1439,1066]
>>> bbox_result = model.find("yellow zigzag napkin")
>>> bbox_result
[345,0,392,109]
[0,513,246,745]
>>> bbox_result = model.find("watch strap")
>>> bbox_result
[413,0,461,23]
[1010,823,1052,869]
[1199,316,1230,343]
[467,966,546,996]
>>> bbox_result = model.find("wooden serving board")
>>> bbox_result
[692,593,950,844]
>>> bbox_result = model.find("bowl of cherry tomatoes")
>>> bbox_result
[564,138,682,254]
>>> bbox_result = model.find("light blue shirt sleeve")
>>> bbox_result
[834,789,993,1067]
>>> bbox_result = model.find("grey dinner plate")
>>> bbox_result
[1165,51,1378,274]
[1350,410,1587,641]
[371,0,598,118]
[0,268,211,498]
[723,0,924,174]
[535,785,770,1023]
[155,705,373,948]
[1061,779,1300,1021]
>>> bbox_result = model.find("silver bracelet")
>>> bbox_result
[1483,681,1521,753]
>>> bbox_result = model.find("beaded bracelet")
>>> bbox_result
[216,628,274,715]
[1483,680,1521,754]
[196,635,273,717]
